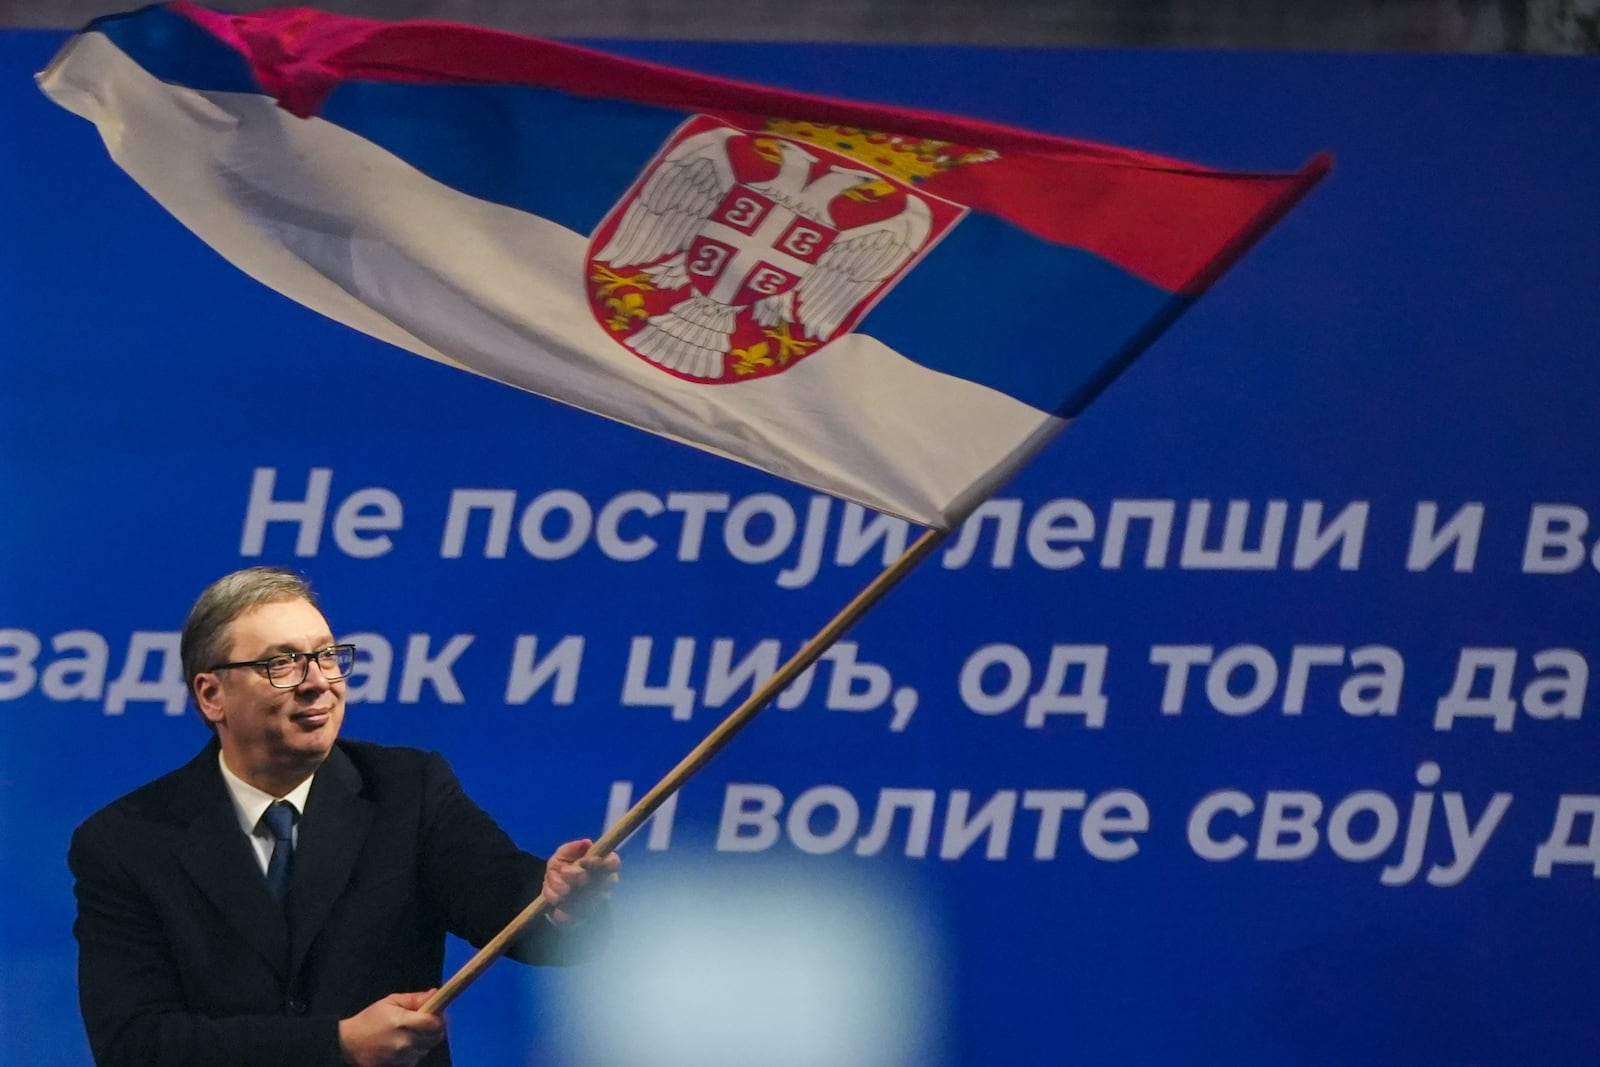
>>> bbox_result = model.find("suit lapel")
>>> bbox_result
[171,743,290,978]
[287,744,374,975]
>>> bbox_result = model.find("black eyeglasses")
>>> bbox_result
[209,644,357,689]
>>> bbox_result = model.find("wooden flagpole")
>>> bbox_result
[420,521,955,1014]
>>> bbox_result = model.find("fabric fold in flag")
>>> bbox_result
[38,2,1328,527]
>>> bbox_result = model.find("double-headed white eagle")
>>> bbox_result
[595,127,933,380]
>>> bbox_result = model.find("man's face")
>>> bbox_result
[194,597,345,791]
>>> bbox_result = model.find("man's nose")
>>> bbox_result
[296,657,332,689]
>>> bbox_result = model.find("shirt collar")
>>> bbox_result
[217,749,316,836]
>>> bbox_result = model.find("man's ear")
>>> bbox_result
[193,673,226,725]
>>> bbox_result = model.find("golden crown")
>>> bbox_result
[762,119,999,186]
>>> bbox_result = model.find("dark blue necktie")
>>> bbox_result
[261,800,296,903]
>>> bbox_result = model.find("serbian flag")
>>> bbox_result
[39,3,1327,528]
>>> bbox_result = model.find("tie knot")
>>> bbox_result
[261,800,296,842]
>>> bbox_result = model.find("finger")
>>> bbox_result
[406,1011,446,1034]
[551,838,592,862]
[399,1013,445,1036]
[549,867,615,910]
[389,990,436,1011]
[577,869,618,895]
[544,867,577,898]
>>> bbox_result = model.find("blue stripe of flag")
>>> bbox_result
[321,83,676,242]
[869,216,1182,416]
[91,6,258,94]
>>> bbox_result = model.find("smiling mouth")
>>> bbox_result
[292,709,333,728]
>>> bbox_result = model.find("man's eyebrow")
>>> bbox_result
[255,638,337,656]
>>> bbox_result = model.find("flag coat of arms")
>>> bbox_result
[39,3,1328,527]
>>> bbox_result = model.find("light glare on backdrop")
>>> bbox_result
[554,865,948,1067]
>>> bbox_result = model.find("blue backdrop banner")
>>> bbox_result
[2,26,1597,1067]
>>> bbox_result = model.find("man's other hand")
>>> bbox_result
[543,838,621,924]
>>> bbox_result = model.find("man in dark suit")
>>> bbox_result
[69,567,620,1067]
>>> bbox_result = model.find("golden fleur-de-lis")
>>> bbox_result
[730,342,774,375]
[604,293,648,332]
[591,264,654,298]
[761,322,818,364]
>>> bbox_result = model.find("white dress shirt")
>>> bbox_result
[217,751,316,875]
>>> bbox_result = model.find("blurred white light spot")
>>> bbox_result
[556,863,946,1067]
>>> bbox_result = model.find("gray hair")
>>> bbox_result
[180,567,321,697]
